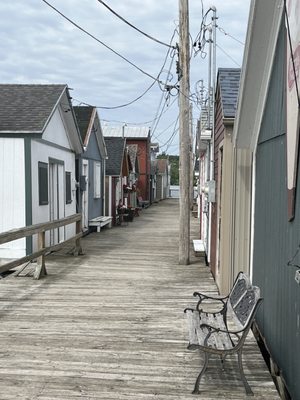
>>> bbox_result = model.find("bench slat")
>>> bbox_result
[89,216,112,232]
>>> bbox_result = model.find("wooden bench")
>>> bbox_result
[89,216,112,232]
[193,239,205,257]
[184,272,263,396]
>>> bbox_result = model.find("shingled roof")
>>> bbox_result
[104,137,126,176]
[73,106,94,142]
[0,84,67,133]
[218,68,241,118]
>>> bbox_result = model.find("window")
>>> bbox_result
[94,161,101,198]
[38,162,48,205]
[65,172,72,204]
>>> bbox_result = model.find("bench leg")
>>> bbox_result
[192,352,210,394]
[220,354,228,371]
[237,350,254,396]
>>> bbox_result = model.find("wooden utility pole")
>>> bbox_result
[189,104,194,211]
[178,0,190,265]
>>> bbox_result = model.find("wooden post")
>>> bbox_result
[73,219,83,256]
[34,231,47,280]
[190,104,194,210]
[178,0,190,265]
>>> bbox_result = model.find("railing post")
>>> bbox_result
[73,218,83,256]
[34,231,47,279]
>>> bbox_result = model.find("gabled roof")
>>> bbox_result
[102,125,150,139]
[104,137,126,176]
[217,68,241,119]
[73,105,107,158]
[0,84,67,133]
[73,106,94,143]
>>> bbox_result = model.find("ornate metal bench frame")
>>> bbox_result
[184,272,263,396]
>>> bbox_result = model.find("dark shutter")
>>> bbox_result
[66,172,72,204]
[38,162,48,205]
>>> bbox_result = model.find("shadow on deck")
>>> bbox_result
[0,199,280,399]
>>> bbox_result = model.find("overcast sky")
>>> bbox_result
[0,0,250,154]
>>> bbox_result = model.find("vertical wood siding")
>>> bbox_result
[210,89,225,276]
[253,22,300,400]
[0,138,26,258]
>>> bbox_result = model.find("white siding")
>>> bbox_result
[31,138,77,249]
[43,108,72,150]
[0,138,26,259]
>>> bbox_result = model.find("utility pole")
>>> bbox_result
[178,0,190,265]
[207,7,217,263]
[190,104,194,211]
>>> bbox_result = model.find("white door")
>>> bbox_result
[49,161,65,245]
[82,160,89,231]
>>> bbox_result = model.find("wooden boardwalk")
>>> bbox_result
[0,199,280,399]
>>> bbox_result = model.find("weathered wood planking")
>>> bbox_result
[0,199,280,399]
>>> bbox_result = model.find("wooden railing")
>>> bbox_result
[0,214,83,280]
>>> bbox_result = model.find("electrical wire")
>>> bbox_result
[72,29,178,110]
[216,44,240,67]
[152,116,179,140]
[217,26,245,46]
[150,37,178,137]
[96,0,175,50]
[160,127,179,152]
[193,8,213,51]
[150,89,176,138]
[41,0,162,84]
[73,80,156,110]
[159,118,179,147]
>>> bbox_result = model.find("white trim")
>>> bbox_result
[250,150,255,282]
[234,0,284,150]
[94,161,101,199]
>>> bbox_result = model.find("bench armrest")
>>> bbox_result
[193,292,228,312]
[200,323,245,339]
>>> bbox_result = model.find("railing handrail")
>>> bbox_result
[0,213,83,279]
[0,213,81,245]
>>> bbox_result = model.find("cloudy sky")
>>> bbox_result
[0,0,250,154]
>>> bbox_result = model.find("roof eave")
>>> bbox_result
[233,0,283,150]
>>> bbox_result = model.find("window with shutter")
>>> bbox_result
[66,172,72,204]
[38,162,48,205]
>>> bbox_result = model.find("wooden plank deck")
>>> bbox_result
[0,199,280,399]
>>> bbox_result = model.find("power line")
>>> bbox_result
[160,124,179,150]
[216,44,240,67]
[72,30,178,110]
[153,116,179,140]
[151,51,177,137]
[72,80,156,110]
[217,26,245,46]
[41,0,162,84]
[96,0,175,50]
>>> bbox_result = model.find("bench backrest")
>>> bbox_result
[228,284,262,333]
[228,272,251,308]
